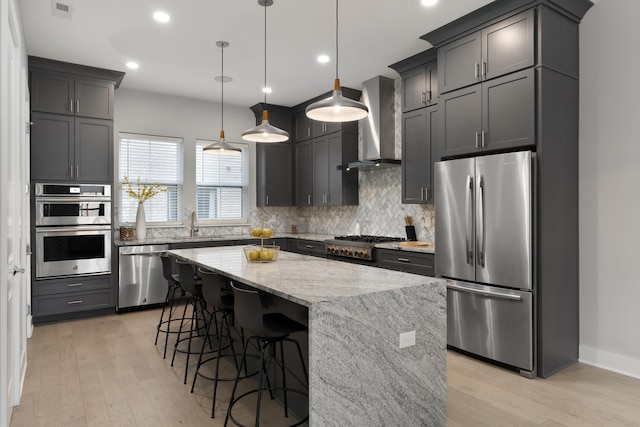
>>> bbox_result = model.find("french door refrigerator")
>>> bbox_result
[435,150,535,377]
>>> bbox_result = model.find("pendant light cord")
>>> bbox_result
[264,2,267,105]
[221,43,224,131]
[335,0,339,80]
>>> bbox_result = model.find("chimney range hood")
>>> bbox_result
[337,75,399,171]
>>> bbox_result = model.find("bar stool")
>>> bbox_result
[225,283,309,427]
[191,268,242,418]
[171,258,210,384]
[154,253,182,358]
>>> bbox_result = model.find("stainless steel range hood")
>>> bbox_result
[338,75,399,171]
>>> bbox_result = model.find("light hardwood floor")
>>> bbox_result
[10,308,640,426]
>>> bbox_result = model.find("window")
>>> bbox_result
[195,140,248,221]
[119,133,183,224]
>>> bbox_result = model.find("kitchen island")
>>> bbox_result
[168,246,446,426]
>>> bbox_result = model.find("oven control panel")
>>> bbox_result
[326,245,372,260]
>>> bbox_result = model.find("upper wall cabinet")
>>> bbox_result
[30,71,116,120]
[401,62,438,112]
[256,143,293,207]
[438,9,535,94]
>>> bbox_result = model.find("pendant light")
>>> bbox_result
[241,0,289,143]
[305,0,369,122]
[203,41,241,155]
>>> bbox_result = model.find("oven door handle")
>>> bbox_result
[120,251,166,256]
[36,225,112,233]
[36,197,111,203]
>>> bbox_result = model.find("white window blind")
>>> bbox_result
[195,140,248,221]
[119,133,183,224]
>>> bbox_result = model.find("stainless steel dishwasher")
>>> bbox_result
[118,244,168,309]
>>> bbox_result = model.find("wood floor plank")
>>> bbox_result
[11,308,640,427]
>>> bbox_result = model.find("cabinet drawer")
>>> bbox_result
[33,289,114,317]
[377,249,435,277]
[34,275,112,296]
[291,239,326,257]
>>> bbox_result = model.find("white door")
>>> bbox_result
[1,2,28,425]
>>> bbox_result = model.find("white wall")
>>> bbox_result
[579,0,640,378]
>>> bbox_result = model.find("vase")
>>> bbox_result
[136,202,147,240]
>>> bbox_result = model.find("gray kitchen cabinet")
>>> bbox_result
[438,9,535,94]
[312,132,358,206]
[30,112,113,182]
[439,68,534,159]
[401,62,438,112]
[30,70,115,120]
[402,105,438,204]
[377,249,435,277]
[289,239,326,258]
[295,140,313,206]
[256,143,293,207]
[294,111,314,142]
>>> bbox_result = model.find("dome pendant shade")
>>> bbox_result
[203,130,241,155]
[241,110,289,143]
[305,78,369,122]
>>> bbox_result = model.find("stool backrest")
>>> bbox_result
[175,259,199,295]
[198,268,228,309]
[160,253,175,284]
[231,283,265,337]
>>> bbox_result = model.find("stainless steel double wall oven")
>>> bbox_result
[35,183,112,279]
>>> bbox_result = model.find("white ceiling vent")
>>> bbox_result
[51,1,73,20]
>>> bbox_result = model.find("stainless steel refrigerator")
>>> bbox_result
[435,150,535,377]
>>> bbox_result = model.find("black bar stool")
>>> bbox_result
[171,258,211,384]
[225,283,309,427]
[154,253,183,359]
[192,268,246,418]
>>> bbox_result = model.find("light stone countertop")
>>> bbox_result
[167,246,442,307]
[113,232,335,247]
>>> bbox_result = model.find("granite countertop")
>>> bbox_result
[375,241,436,254]
[113,232,336,247]
[167,246,442,307]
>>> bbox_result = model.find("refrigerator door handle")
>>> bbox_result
[465,175,474,264]
[447,282,522,301]
[478,175,486,267]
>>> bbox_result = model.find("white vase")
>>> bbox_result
[136,202,147,240]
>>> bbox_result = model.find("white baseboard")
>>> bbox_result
[579,345,640,380]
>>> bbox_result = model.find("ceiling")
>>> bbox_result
[19,0,495,109]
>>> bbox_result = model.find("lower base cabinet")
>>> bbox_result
[289,239,326,258]
[377,249,435,277]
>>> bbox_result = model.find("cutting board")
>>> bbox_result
[399,241,434,247]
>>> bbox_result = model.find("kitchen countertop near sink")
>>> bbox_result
[375,242,436,254]
[113,232,336,247]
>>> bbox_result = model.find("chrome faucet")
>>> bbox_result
[190,211,199,237]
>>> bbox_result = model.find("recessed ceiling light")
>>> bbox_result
[317,54,330,64]
[153,11,170,23]
[126,62,139,70]
[262,87,272,94]
[421,0,438,6]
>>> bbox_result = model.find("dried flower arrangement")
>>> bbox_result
[122,176,167,203]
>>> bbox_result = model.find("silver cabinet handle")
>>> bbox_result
[307,127,311,138]
[68,300,84,305]
[70,165,73,178]
[425,187,429,200]
[474,62,479,79]
[305,245,314,249]
[307,194,311,205]
[422,92,427,105]
[76,165,79,178]
[266,195,269,206]
[67,283,83,287]
[447,282,522,301]
[69,99,74,113]
[482,61,487,77]
[397,257,410,263]
[481,130,486,148]
[76,100,80,113]
[475,132,480,148]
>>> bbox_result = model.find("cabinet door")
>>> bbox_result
[439,85,482,158]
[312,135,330,205]
[482,9,535,81]
[295,141,313,206]
[426,62,439,105]
[257,143,292,207]
[75,117,113,182]
[402,106,438,204]
[30,112,74,181]
[482,68,535,151]
[402,66,427,112]
[30,71,74,115]
[75,78,115,120]
[438,32,482,94]
[294,111,313,142]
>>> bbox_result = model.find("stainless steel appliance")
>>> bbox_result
[325,235,405,265]
[118,245,169,309]
[35,183,111,226]
[35,225,112,278]
[435,150,535,377]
